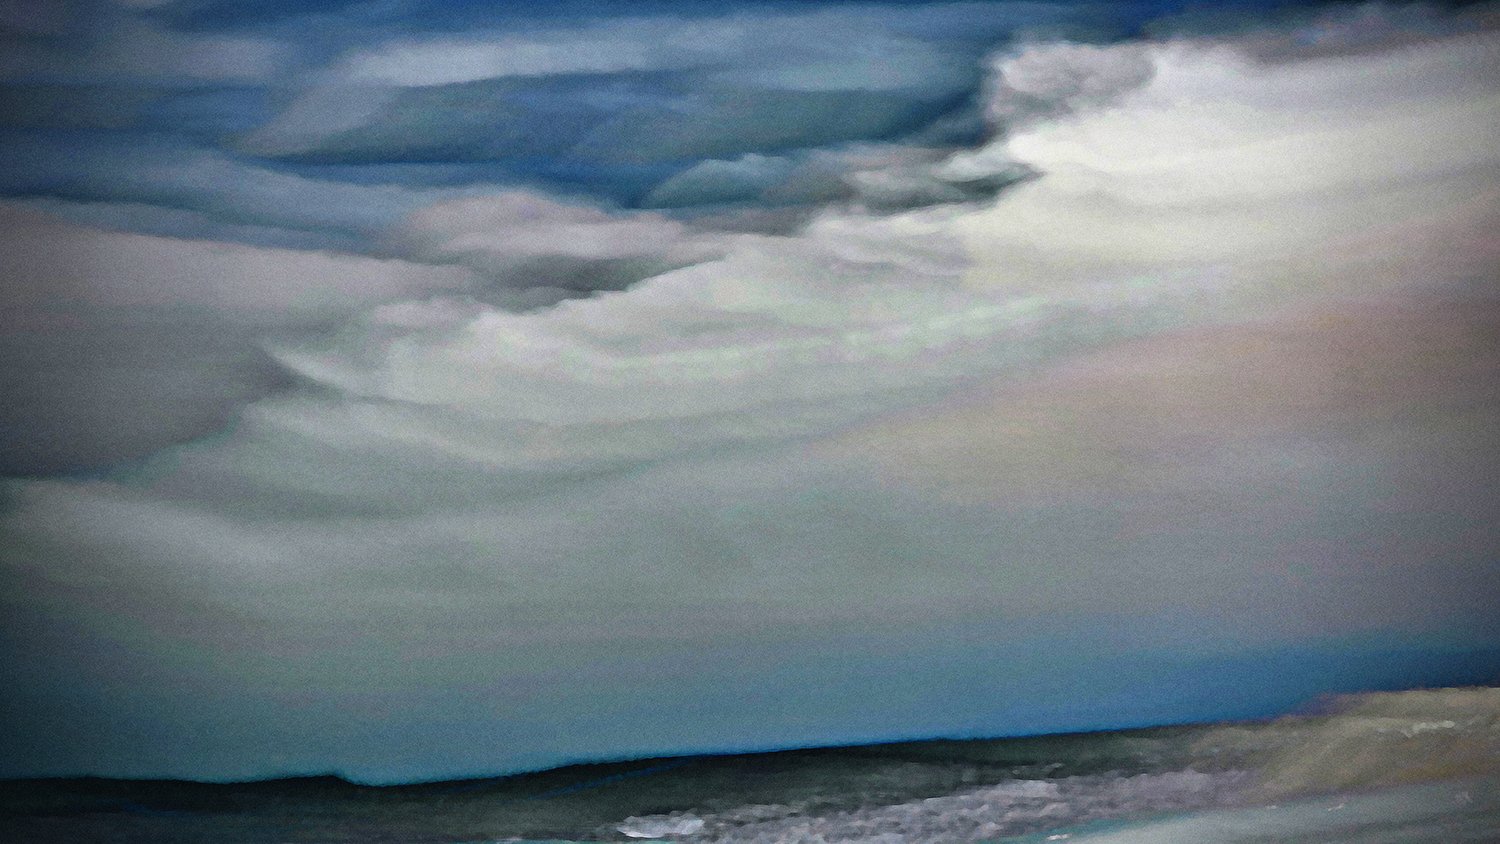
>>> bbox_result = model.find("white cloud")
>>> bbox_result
[401,191,720,269]
[949,29,1500,291]
[981,40,1155,128]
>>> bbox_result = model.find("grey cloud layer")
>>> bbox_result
[0,204,478,474]
[0,1,1087,246]
[3,4,1499,780]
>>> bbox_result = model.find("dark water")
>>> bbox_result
[3,687,1497,843]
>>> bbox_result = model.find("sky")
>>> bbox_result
[0,0,1498,783]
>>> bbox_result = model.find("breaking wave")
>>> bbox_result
[605,687,1500,843]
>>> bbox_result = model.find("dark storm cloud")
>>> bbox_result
[0,203,477,475]
[0,0,75,37]
[0,0,1124,480]
[0,321,293,476]
[0,1,1102,235]
[241,72,978,167]
[0,134,449,243]
[0,0,1326,248]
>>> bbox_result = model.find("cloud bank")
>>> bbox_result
[1,2,1498,781]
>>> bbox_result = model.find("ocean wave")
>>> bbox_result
[1010,779,1499,844]
[648,770,1249,843]
[604,687,1500,843]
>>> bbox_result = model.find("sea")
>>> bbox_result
[2,686,1496,843]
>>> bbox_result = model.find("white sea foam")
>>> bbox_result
[618,813,707,838]
[1026,779,1500,844]
[615,770,1252,842]
[607,687,1500,843]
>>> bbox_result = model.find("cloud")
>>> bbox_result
[258,23,1498,477]
[827,298,1500,505]
[0,321,293,476]
[235,4,1040,168]
[0,0,74,37]
[0,15,294,85]
[982,40,1155,128]
[642,145,1026,212]
[336,25,695,87]
[0,2,1090,226]
[947,27,1500,292]
[128,0,369,26]
[643,154,806,208]
[821,295,1500,648]
[238,71,976,168]
[14,7,1497,552]
[0,84,163,130]
[3,5,1499,780]
[0,204,475,321]
[330,8,997,90]
[400,190,718,269]
[385,190,732,307]
[0,204,477,474]
[0,138,486,248]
